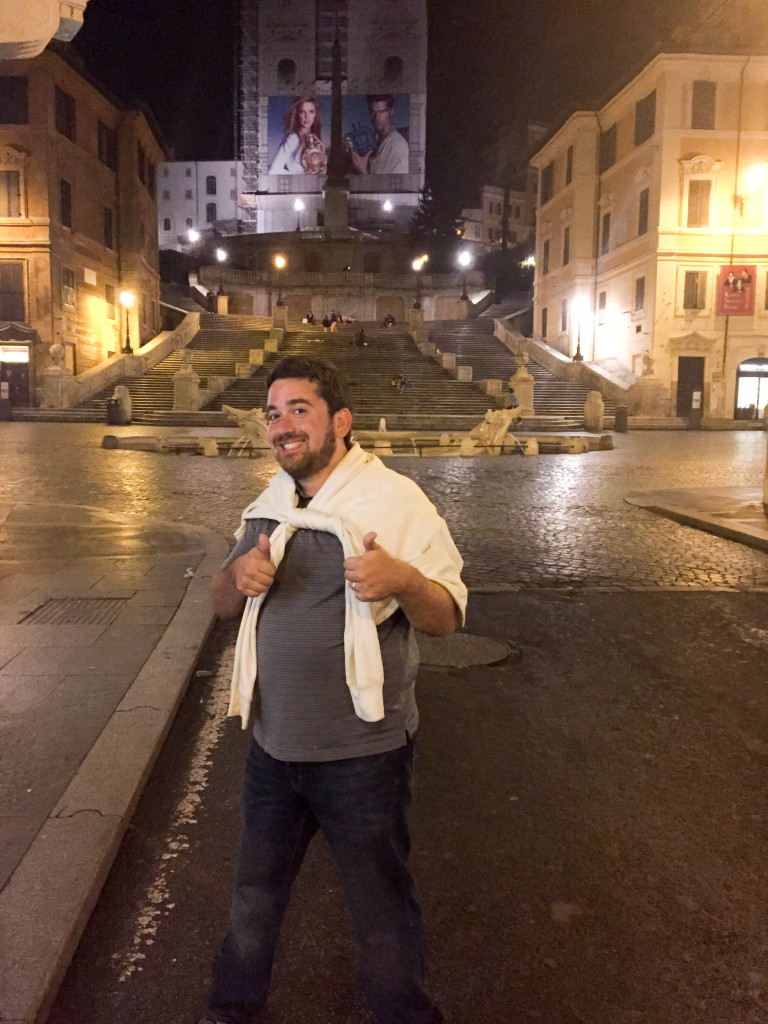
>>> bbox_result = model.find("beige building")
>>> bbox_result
[460,183,536,252]
[0,44,164,406]
[531,51,768,421]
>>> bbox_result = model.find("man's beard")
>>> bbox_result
[272,421,338,482]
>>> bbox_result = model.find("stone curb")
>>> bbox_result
[0,526,228,1024]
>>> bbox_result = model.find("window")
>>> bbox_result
[185,217,193,228]
[105,284,116,320]
[97,121,118,170]
[0,262,24,320]
[383,55,403,85]
[55,87,76,140]
[638,188,649,235]
[542,239,550,275]
[687,179,711,227]
[163,217,171,231]
[277,58,296,85]
[598,289,607,324]
[206,202,217,222]
[230,166,237,177]
[0,76,28,124]
[488,227,494,242]
[185,167,192,177]
[59,179,72,229]
[562,226,570,266]
[634,90,656,146]
[540,163,554,204]
[601,211,610,254]
[683,270,707,309]
[561,299,568,331]
[541,306,548,338]
[162,189,170,200]
[103,206,114,249]
[61,267,76,308]
[137,143,146,183]
[565,145,574,185]
[206,175,217,195]
[634,276,646,314]
[147,161,156,196]
[0,170,21,217]
[599,124,617,172]
[692,80,716,129]
[185,189,193,200]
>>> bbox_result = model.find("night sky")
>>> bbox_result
[72,0,704,205]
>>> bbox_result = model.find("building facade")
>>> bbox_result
[157,160,246,249]
[460,183,536,252]
[237,0,427,234]
[531,51,768,421]
[0,45,164,405]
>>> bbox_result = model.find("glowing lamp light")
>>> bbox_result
[274,254,287,306]
[119,290,135,355]
[187,228,200,243]
[119,290,135,310]
[744,164,768,195]
[382,200,393,213]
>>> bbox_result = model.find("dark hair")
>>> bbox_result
[367,93,394,110]
[266,356,354,446]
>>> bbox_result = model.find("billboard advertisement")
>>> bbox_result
[267,93,410,177]
[717,264,756,316]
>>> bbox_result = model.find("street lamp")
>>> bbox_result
[294,198,304,231]
[457,248,472,301]
[119,290,135,355]
[215,247,227,296]
[187,227,200,244]
[382,199,393,228]
[571,295,586,361]
[274,253,286,306]
[412,254,428,309]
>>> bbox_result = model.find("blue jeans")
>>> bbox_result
[206,738,443,1024]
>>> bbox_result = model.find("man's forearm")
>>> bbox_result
[211,564,246,619]
[394,566,460,637]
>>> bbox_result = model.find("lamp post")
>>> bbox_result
[293,198,304,231]
[274,254,286,306]
[215,247,227,296]
[187,227,200,245]
[119,290,135,355]
[412,254,427,309]
[457,248,472,301]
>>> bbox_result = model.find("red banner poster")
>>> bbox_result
[717,265,756,316]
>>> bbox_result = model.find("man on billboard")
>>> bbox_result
[345,94,409,175]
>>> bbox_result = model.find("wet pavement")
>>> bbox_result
[0,423,767,1024]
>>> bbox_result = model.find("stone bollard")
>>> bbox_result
[459,436,477,457]
[456,365,473,382]
[112,385,132,424]
[584,390,605,432]
[236,363,251,378]
[440,352,456,371]
[439,433,451,447]
[482,379,503,398]
[524,438,539,456]
[249,348,265,366]
[373,438,393,457]
[201,438,219,457]
[173,364,201,411]
[272,305,289,328]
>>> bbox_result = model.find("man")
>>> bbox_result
[346,93,409,175]
[203,356,466,1024]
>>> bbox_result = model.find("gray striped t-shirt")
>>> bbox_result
[228,517,420,762]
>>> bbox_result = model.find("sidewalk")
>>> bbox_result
[0,502,228,1024]
[1,486,766,1024]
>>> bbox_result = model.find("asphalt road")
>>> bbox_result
[3,424,765,1024]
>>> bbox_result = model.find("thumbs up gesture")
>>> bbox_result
[233,532,277,597]
[344,531,408,602]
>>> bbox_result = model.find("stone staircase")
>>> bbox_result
[204,321,499,431]
[427,318,616,422]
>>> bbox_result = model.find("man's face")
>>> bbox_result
[370,101,393,137]
[266,378,348,490]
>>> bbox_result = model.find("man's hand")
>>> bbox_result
[344,532,459,636]
[233,534,276,597]
[211,534,276,618]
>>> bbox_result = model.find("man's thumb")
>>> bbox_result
[362,531,378,551]
[258,533,271,559]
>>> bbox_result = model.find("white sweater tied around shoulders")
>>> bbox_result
[228,443,466,728]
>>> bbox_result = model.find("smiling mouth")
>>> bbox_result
[274,434,307,452]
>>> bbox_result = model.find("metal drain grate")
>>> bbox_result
[20,597,127,626]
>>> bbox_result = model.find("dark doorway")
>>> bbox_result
[0,352,30,406]
[676,356,705,416]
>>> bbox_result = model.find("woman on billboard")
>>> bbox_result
[268,96,327,175]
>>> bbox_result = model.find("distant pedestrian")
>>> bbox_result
[322,315,331,332]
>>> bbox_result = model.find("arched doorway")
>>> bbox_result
[734,357,768,419]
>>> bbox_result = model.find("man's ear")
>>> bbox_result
[335,407,353,438]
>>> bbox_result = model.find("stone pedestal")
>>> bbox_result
[272,305,289,328]
[457,298,470,319]
[440,352,456,371]
[626,375,667,415]
[456,365,473,382]
[249,348,265,366]
[408,307,424,330]
[215,294,229,315]
[41,366,78,409]
[510,365,534,414]
[265,336,280,352]
[123,354,144,378]
[584,390,605,432]
[173,368,201,411]
[482,378,503,398]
